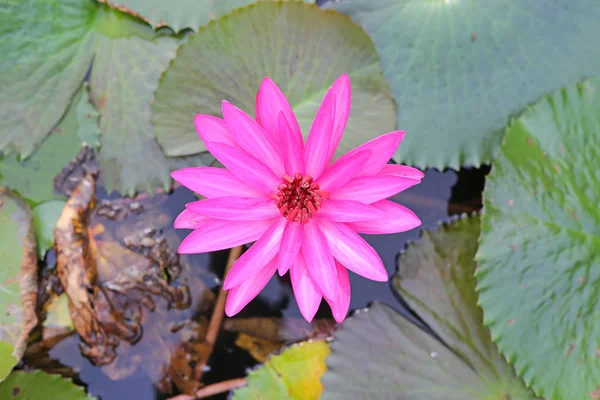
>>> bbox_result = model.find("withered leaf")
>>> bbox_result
[224,317,339,343]
[235,333,284,363]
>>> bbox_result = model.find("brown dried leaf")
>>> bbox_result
[223,317,339,343]
[235,333,284,363]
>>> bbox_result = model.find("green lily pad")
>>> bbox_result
[0,190,37,381]
[476,79,600,400]
[0,84,98,205]
[0,370,95,399]
[325,0,600,169]
[232,340,329,400]
[321,216,537,399]
[0,1,206,196]
[31,200,65,258]
[152,1,395,159]
[89,7,185,195]
[0,0,98,158]
[102,0,257,32]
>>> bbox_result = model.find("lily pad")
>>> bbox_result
[31,200,65,258]
[232,340,329,400]
[476,79,600,400]
[89,8,184,195]
[325,0,600,169]
[0,0,98,158]
[0,84,98,205]
[0,190,38,381]
[152,1,395,159]
[100,0,256,32]
[321,216,536,399]
[0,2,201,196]
[0,370,94,399]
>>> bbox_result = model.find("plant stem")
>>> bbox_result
[167,246,245,400]
[205,245,243,346]
[195,378,248,399]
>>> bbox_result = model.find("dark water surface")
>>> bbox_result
[39,167,486,400]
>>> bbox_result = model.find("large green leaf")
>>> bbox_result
[0,0,98,158]
[321,217,536,399]
[89,7,184,195]
[395,216,535,398]
[476,79,600,400]
[101,0,256,32]
[0,371,95,399]
[232,340,329,400]
[325,0,600,169]
[152,1,395,159]
[0,1,204,195]
[0,84,98,205]
[0,190,37,381]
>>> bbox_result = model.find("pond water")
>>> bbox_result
[33,166,487,400]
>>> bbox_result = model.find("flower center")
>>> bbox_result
[274,173,328,223]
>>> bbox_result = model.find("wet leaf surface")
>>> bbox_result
[0,370,94,400]
[321,216,537,399]
[0,189,38,381]
[232,340,329,400]
[152,1,395,160]
[477,78,600,400]
[326,0,600,170]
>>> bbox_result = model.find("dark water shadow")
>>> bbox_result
[37,165,488,400]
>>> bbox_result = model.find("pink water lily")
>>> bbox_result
[172,74,423,323]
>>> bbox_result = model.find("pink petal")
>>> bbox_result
[186,197,279,221]
[171,167,264,199]
[255,77,303,148]
[178,218,273,254]
[347,200,421,234]
[226,257,278,317]
[325,262,351,323]
[330,174,420,204]
[318,199,386,222]
[336,131,405,177]
[304,89,335,180]
[223,218,286,290]
[173,209,211,229]
[302,220,338,300]
[222,101,285,177]
[278,113,305,176]
[316,149,370,192]
[278,222,303,276]
[326,74,351,162]
[380,164,425,179]
[208,142,279,195]
[317,218,387,282]
[290,251,322,322]
[194,114,238,149]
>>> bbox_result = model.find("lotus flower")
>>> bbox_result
[172,74,423,323]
